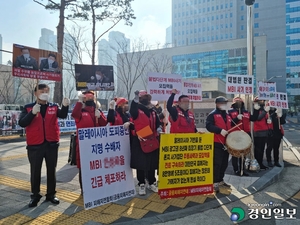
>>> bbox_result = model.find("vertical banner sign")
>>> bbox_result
[158,133,214,199]
[226,74,253,94]
[182,80,202,102]
[257,81,277,100]
[147,72,182,101]
[78,126,136,210]
[269,92,289,109]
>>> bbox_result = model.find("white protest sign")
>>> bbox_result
[226,74,254,94]
[78,126,136,210]
[182,80,202,102]
[268,92,289,109]
[257,81,277,100]
[147,72,182,101]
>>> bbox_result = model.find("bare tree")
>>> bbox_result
[68,0,136,65]
[21,79,38,103]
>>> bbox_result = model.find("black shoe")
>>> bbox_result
[260,164,269,170]
[274,162,282,167]
[235,171,242,176]
[28,194,42,208]
[268,162,274,167]
[242,171,249,176]
[46,196,60,204]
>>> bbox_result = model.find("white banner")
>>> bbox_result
[226,74,254,94]
[147,72,182,101]
[182,80,202,102]
[257,81,277,100]
[268,92,289,109]
[78,126,136,210]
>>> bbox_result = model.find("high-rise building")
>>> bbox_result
[166,26,172,46]
[286,0,300,104]
[171,0,286,92]
[0,34,2,65]
[39,28,57,51]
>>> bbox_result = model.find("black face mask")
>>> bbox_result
[140,99,149,106]
[85,101,95,107]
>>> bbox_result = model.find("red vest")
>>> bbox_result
[170,108,196,133]
[110,111,123,126]
[229,110,251,133]
[25,105,59,145]
[133,109,157,137]
[254,111,269,132]
[213,114,232,144]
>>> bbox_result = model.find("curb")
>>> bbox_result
[283,137,300,161]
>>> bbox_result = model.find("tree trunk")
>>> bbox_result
[53,0,66,104]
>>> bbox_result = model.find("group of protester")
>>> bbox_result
[18,84,286,207]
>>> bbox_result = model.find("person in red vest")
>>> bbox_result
[107,97,131,128]
[266,107,286,167]
[151,101,168,133]
[206,96,232,192]
[18,84,70,207]
[71,90,107,194]
[129,90,162,196]
[167,89,197,133]
[228,97,259,176]
[253,97,272,170]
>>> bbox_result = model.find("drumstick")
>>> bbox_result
[227,123,242,133]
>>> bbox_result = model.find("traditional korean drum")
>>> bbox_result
[226,131,252,158]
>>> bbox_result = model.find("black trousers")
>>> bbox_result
[137,170,156,186]
[27,143,58,198]
[213,145,229,183]
[266,136,282,163]
[254,136,267,165]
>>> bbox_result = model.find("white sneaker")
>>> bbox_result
[147,183,158,193]
[139,184,146,196]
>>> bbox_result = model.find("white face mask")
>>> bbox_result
[39,93,49,101]
[219,105,227,111]
[96,74,102,80]
[48,59,54,64]
[23,53,30,58]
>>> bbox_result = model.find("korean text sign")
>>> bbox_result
[269,92,289,109]
[78,126,136,210]
[147,72,182,101]
[182,81,202,102]
[158,133,214,199]
[257,81,277,100]
[226,74,253,94]
[12,44,62,81]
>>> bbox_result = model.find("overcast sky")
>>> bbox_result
[0,0,171,64]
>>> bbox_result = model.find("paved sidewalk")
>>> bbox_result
[0,136,290,225]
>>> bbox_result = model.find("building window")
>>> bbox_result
[174,23,177,27]
[221,4,223,9]
[226,24,228,28]
[212,16,214,20]
[207,36,210,41]
[221,14,223,19]
[207,7,210,12]
[254,13,259,18]
[194,29,197,33]
[203,8,206,12]
[190,10,193,15]
[241,25,244,30]
[216,5,219,10]
[230,2,233,7]
[225,34,228,39]
[212,36,214,41]
[241,15,244,20]
[230,33,233,38]
[216,35,218,40]
[198,37,201,42]
[182,21,184,25]
[225,3,228,8]
[241,35,244,38]
[254,23,259,28]
[216,15,219,20]
[241,5,244,11]
[212,6,214,11]
[208,17,210,21]
[212,26,214,30]
[174,32,177,36]
[190,20,193,24]
[230,23,233,28]
[207,27,210,31]
[254,3,259,8]
[230,13,233,18]
[194,19,197,23]
[254,33,259,37]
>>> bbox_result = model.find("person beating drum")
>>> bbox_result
[228,97,259,176]
[206,96,232,193]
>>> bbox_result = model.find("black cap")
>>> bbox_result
[215,96,228,103]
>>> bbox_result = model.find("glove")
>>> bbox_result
[62,97,70,107]
[253,103,260,110]
[78,94,85,103]
[123,122,131,129]
[109,100,116,109]
[95,109,101,118]
[276,108,282,118]
[134,90,139,103]
[237,114,243,120]
[264,105,270,112]
[32,104,41,115]
[267,119,272,124]
[157,127,163,134]
[221,129,228,137]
